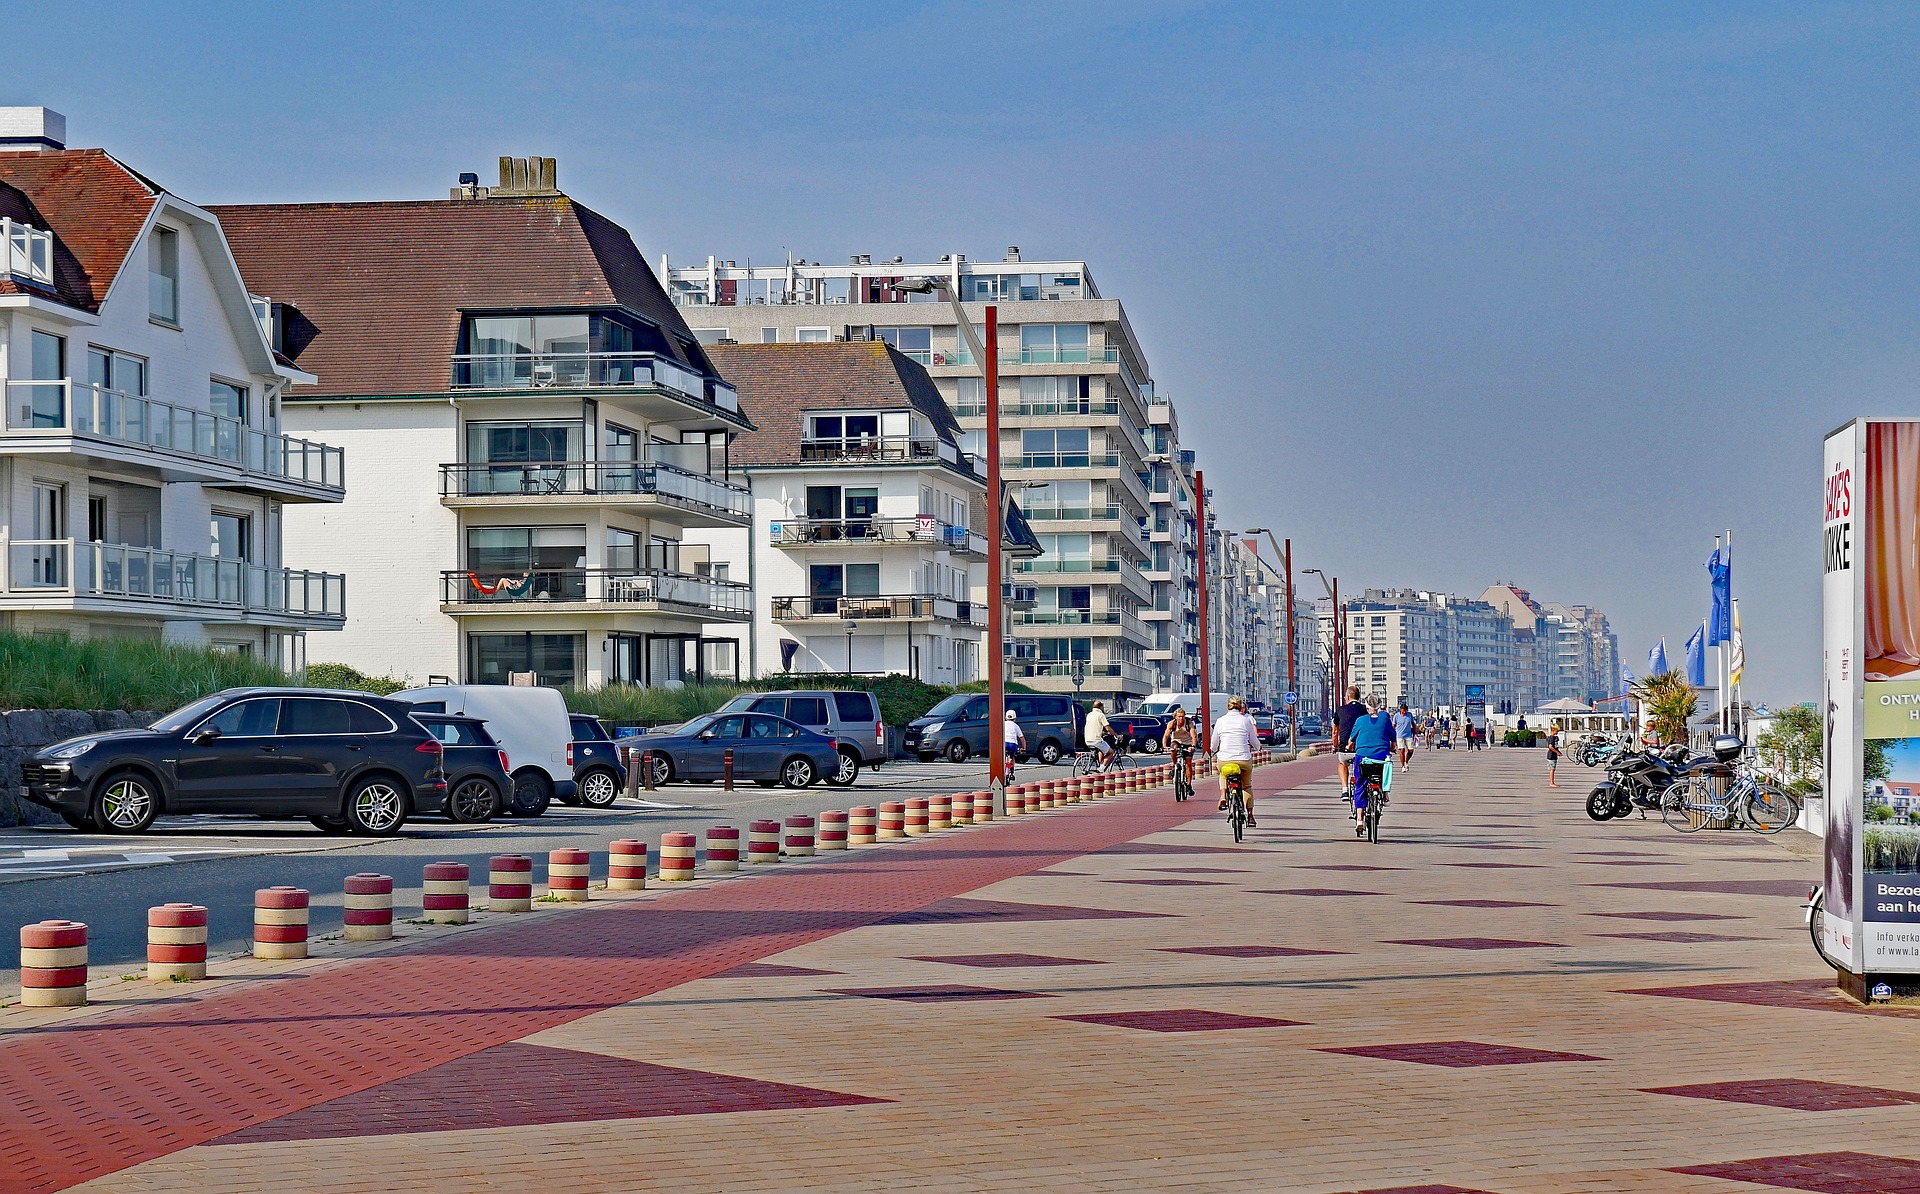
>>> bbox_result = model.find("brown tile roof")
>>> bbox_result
[209,197,717,398]
[706,341,963,468]
[0,149,160,312]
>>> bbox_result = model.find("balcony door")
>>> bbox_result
[30,483,64,586]
[465,526,586,601]
[808,562,879,617]
[466,420,583,495]
[26,331,63,428]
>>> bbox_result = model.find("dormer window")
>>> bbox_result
[809,414,880,443]
[149,226,180,325]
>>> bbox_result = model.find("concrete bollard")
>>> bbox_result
[973,789,994,821]
[659,831,698,881]
[904,798,929,836]
[254,887,309,961]
[489,855,534,912]
[608,839,648,891]
[928,794,952,830]
[949,792,972,826]
[783,814,816,857]
[21,920,88,1007]
[1006,786,1026,815]
[818,809,849,850]
[1039,782,1056,809]
[422,861,471,923]
[849,806,878,845]
[343,873,395,942]
[547,849,591,902]
[878,802,906,839]
[747,819,782,864]
[147,903,207,982]
[707,825,741,872]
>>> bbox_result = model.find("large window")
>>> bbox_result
[1039,638,1092,663]
[1036,533,1092,560]
[1018,375,1090,413]
[459,313,654,386]
[149,227,179,325]
[209,380,248,422]
[874,327,931,363]
[808,413,880,443]
[87,348,146,398]
[466,526,587,600]
[468,633,584,688]
[1018,323,1089,364]
[210,512,251,561]
[1020,428,1089,467]
[1025,480,1091,518]
[467,421,584,464]
[809,563,881,598]
[27,330,64,426]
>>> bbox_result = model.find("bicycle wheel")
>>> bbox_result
[1229,789,1245,842]
[1662,779,1710,833]
[1117,753,1137,770]
[1072,752,1095,777]
[1366,801,1380,843]
[1745,784,1800,834]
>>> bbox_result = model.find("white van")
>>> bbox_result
[1134,692,1233,720]
[396,685,576,816]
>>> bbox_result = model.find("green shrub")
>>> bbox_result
[305,661,409,695]
[1502,729,1538,747]
[0,633,291,713]
[1868,802,1898,823]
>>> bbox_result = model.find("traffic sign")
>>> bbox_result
[1284,692,1298,705]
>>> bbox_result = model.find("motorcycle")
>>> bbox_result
[1585,742,1738,821]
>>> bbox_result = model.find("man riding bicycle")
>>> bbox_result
[1212,696,1260,828]
[1084,701,1114,772]
[1347,695,1397,836]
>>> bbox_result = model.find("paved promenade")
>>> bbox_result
[6,748,1917,1192]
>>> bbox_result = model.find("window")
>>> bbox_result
[1018,375,1089,413]
[760,327,778,343]
[1036,533,1092,560]
[1018,323,1089,364]
[786,697,828,727]
[467,632,584,688]
[691,328,728,345]
[279,698,356,736]
[1020,428,1089,466]
[209,380,248,422]
[200,698,280,738]
[210,512,251,561]
[1040,638,1092,662]
[27,331,64,426]
[604,423,638,462]
[87,348,147,398]
[149,227,179,324]
[607,528,641,572]
[874,327,931,363]
[1027,480,1091,517]
[468,420,583,465]
[467,527,587,599]
[833,692,877,721]
[87,496,106,543]
[808,413,880,442]
[953,376,987,414]
[809,563,881,598]
[796,326,830,343]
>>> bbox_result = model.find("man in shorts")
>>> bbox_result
[1211,696,1260,828]
[1331,685,1367,798]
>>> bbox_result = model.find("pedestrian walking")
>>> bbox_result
[1392,703,1416,771]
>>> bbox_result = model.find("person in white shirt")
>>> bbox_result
[1003,709,1026,781]
[1211,696,1261,826]
[1084,701,1113,771]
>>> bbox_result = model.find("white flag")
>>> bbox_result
[1729,598,1745,685]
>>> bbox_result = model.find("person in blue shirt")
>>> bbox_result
[1347,696,1397,835]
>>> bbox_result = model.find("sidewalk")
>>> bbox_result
[11,749,1920,1192]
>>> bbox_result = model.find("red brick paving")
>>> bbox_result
[710,962,841,979]
[1322,1041,1605,1067]
[1643,1078,1920,1111]
[1624,977,1920,1018]
[1672,1150,1920,1191]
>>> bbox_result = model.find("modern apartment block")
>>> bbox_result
[1481,585,1619,707]
[1326,588,1516,713]
[0,108,346,663]
[663,249,1157,706]
[215,158,753,688]
[688,341,989,683]
[1144,397,1201,693]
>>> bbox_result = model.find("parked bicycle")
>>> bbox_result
[1661,761,1799,834]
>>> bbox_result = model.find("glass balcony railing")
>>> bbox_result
[768,517,986,555]
[1002,582,1038,607]
[1022,505,1127,523]
[3,219,53,287]
[1015,557,1121,574]
[771,594,981,624]
[799,436,972,472]
[1010,660,1153,686]
[6,540,344,621]
[439,460,749,517]
[441,568,749,616]
[1002,346,1120,366]
[447,351,739,413]
[3,381,345,492]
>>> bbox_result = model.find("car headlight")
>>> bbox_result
[46,740,94,760]
[922,722,942,734]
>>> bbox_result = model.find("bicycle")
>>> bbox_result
[1661,763,1800,834]
[1352,757,1390,843]
[1172,746,1196,802]
[1223,764,1248,842]
[1072,737,1137,777]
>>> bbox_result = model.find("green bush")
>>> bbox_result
[1868,802,1898,823]
[305,661,408,695]
[1503,729,1538,747]
[0,632,291,712]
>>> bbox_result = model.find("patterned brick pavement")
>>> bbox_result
[15,749,1920,1191]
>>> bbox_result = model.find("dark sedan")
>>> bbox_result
[415,714,512,823]
[635,712,848,789]
[1108,714,1168,753]
[20,688,445,835]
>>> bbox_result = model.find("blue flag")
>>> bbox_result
[1707,544,1732,646]
[1620,666,1634,696]
[1649,639,1669,676]
[1686,623,1707,687]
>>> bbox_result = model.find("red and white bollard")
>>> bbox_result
[147,903,207,982]
[1006,785,1026,815]
[608,839,648,891]
[904,798,929,836]
[254,887,309,961]
[548,849,590,902]
[818,809,849,850]
[973,789,994,821]
[21,920,87,1007]
[489,855,533,912]
[849,806,878,845]
[422,861,471,923]
[747,819,782,864]
[928,794,951,830]
[878,802,906,839]
[659,832,698,881]
[344,873,394,942]
[949,792,973,826]
[783,814,816,857]
[707,825,741,872]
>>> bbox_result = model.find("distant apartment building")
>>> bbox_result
[1145,396,1201,693]
[663,249,1158,706]
[215,158,753,688]
[1329,588,1516,712]
[0,108,346,664]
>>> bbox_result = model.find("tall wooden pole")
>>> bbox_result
[1195,470,1211,737]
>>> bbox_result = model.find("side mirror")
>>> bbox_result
[192,728,221,747]
[698,731,715,742]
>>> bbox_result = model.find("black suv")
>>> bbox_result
[416,714,512,823]
[21,688,446,835]
[567,713,627,808]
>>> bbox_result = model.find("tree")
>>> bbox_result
[1868,802,1897,823]
[1630,670,1696,745]
[1756,704,1821,788]
[1866,738,1892,784]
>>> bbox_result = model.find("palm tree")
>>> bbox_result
[1630,670,1696,744]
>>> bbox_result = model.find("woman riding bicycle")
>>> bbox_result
[1347,696,1397,836]
[1165,708,1197,791]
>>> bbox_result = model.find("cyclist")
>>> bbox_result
[1348,695,1397,835]
[1212,696,1260,827]
[1084,700,1114,773]
[1331,685,1366,801]
[1165,707,1197,798]
[1003,709,1025,782]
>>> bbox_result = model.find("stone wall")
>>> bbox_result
[0,710,159,827]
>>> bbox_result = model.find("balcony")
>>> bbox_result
[1019,607,1149,642]
[1004,637,1039,662]
[1009,660,1154,688]
[1002,582,1037,609]
[798,436,973,474]
[1022,504,1127,524]
[2,540,344,628]
[440,568,750,620]
[2,381,345,502]
[3,219,53,287]
[951,399,1124,420]
[447,352,741,418]
[438,460,749,525]
[1016,557,1121,575]
[1002,346,1120,366]
[771,594,982,625]
[768,517,987,556]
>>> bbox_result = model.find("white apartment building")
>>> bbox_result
[215,158,752,689]
[1145,396,1201,692]
[0,109,345,662]
[663,248,1157,706]
[1335,588,1515,712]
[692,342,989,682]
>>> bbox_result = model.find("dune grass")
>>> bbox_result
[0,633,293,713]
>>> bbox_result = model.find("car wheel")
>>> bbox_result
[646,754,675,786]
[827,748,861,787]
[509,770,552,817]
[782,756,818,788]
[944,739,969,764]
[58,810,97,832]
[447,778,499,824]
[1037,740,1063,765]
[309,815,350,834]
[1142,736,1162,754]
[343,775,409,835]
[578,768,621,809]
[92,770,158,834]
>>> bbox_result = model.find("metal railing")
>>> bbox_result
[771,594,981,624]
[1002,582,1038,607]
[4,540,344,620]
[1016,452,1126,470]
[798,436,969,471]
[1022,504,1126,523]
[438,460,749,517]
[1010,660,1153,685]
[447,351,739,413]
[768,517,984,554]
[3,219,53,287]
[441,568,750,615]
[3,381,345,491]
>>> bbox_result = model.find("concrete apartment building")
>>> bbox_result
[215,158,753,689]
[1328,588,1516,713]
[1144,396,1201,693]
[0,108,345,664]
[663,249,1157,707]
[1482,585,1620,707]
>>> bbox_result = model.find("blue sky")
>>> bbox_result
[7,1,1917,703]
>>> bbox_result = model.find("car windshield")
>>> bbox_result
[678,715,718,737]
[719,696,757,713]
[924,694,972,719]
[1136,702,1174,717]
[151,694,231,734]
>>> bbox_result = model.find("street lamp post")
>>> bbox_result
[846,621,859,676]
[1304,567,1342,718]
[1245,527,1295,755]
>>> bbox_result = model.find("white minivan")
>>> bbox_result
[396,685,576,816]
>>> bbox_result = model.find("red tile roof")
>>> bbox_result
[0,149,160,312]
[705,341,963,468]
[210,197,717,399]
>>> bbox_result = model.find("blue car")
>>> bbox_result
[636,712,849,789]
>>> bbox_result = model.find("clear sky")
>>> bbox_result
[7,1,1916,705]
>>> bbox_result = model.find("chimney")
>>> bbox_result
[491,156,561,197]
[0,107,67,151]
[1004,246,1021,262]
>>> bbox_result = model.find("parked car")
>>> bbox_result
[567,714,627,808]
[21,688,446,835]
[395,685,575,816]
[636,712,847,788]
[414,714,512,823]
[906,693,1083,765]
[1107,713,1168,753]
[1299,716,1323,737]
[1253,711,1278,744]
[719,690,885,783]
